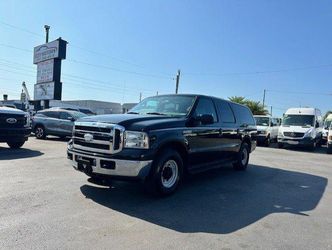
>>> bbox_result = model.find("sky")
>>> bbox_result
[0,0,332,116]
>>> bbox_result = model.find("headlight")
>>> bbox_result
[124,131,149,149]
[303,128,314,138]
[24,113,31,127]
[278,131,283,137]
[261,130,268,135]
[328,134,332,142]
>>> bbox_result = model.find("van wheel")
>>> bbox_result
[35,126,46,139]
[264,136,271,147]
[145,149,183,196]
[233,143,250,171]
[327,145,332,154]
[7,141,25,149]
[309,141,316,151]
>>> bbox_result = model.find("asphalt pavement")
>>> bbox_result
[0,138,331,250]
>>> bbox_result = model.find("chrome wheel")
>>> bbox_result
[35,127,44,138]
[241,147,248,166]
[161,160,178,188]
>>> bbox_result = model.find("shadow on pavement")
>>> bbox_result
[0,147,43,160]
[80,164,327,234]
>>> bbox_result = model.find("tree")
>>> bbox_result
[229,96,268,115]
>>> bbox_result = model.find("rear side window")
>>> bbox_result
[59,112,73,120]
[216,100,235,123]
[41,111,59,119]
[194,98,218,123]
[231,103,255,125]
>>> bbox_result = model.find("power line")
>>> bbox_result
[0,21,149,69]
[0,43,173,80]
[267,89,332,96]
[0,60,157,94]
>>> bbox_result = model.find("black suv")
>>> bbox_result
[67,94,257,195]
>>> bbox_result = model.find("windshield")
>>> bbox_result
[324,119,332,129]
[255,117,270,126]
[282,114,315,127]
[129,95,196,117]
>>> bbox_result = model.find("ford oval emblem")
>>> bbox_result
[6,118,17,124]
[84,133,94,142]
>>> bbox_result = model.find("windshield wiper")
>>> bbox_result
[146,112,166,116]
[127,111,139,114]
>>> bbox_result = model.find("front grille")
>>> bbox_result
[284,132,305,138]
[0,114,26,129]
[72,122,124,154]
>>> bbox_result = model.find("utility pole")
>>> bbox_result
[270,106,273,116]
[175,69,181,94]
[262,89,266,107]
[139,92,142,102]
[156,91,159,96]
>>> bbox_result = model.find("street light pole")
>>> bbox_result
[44,25,50,43]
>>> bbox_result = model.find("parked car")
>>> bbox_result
[322,114,332,144]
[278,107,323,150]
[67,94,257,196]
[327,124,332,154]
[32,109,87,139]
[0,106,31,148]
[254,115,280,146]
[49,107,96,116]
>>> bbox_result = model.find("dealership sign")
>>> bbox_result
[34,82,62,100]
[33,38,67,101]
[36,59,54,83]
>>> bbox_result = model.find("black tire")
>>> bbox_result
[145,149,183,196]
[35,125,46,139]
[7,141,25,149]
[277,143,284,149]
[327,145,332,154]
[308,141,316,151]
[264,136,271,147]
[233,143,250,171]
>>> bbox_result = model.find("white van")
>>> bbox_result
[327,123,332,154]
[254,115,280,146]
[322,114,332,144]
[278,108,323,150]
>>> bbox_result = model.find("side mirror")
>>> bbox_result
[198,114,214,125]
[270,123,274,127]
[315,122,319,128]
[69,117,75,122]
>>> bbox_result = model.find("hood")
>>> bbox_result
[279,125,313,134]
[77,114,187,131]
[0,106,25,115]
[256,125,268,131]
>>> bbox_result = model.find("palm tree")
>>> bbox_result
[228,96,268,115]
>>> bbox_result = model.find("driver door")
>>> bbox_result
[59,111,75,136]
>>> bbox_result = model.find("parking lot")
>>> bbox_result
[0,138,331,250]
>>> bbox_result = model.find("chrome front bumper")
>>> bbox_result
[68,149,152,179]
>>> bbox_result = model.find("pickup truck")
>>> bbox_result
[67,94,257,195]
[0,106,31,148]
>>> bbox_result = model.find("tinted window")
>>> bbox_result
[194,98,218,123]
[216,100,235,123]
[41,111,59,119]
[231,104,255,125]
[59,112,72,120]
